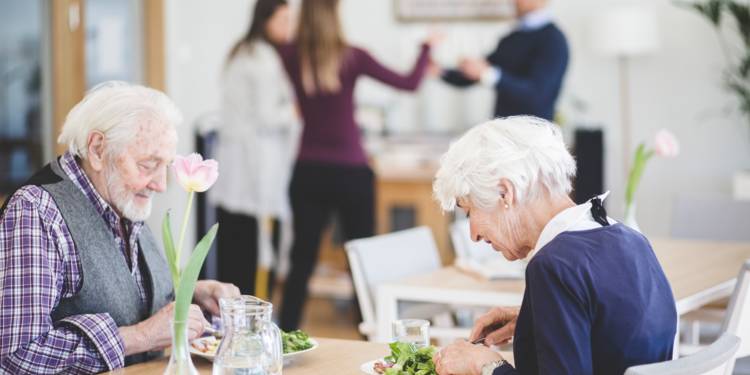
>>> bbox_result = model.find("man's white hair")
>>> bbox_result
[58,81,182,158]
[433,116,576,212]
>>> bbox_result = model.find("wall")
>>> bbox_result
[147,0,251,250]
[556,0,750,234]
[150,0,750,244]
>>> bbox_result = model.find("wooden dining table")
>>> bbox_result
[374,238,750,342]
[106,337,514,374]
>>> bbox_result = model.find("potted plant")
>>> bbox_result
[679,0,750,199]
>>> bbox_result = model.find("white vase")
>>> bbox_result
[163,320,199,375]
[623,202,641,232]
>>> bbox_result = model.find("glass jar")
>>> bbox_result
[212,296,282,375]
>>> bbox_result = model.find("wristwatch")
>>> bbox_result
[481,359,508,375]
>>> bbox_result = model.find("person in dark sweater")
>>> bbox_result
[438,0,568,121]
[432,116,677,375]
[275,0,438,330]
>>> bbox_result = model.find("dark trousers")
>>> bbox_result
[216,207,280,297]
[279,162,374,331]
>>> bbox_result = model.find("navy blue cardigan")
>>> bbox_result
[443,23,569,121]
[494,224,677,375]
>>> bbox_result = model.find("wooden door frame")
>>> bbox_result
[50,0,165,156]
[51,0,85,156]
[143,0,165,91]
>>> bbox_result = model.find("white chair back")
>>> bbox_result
[451,219,494,260]
[625,334,741,375]
[721,260,750,374]
[345,226,442,339]
[450,219,525,279]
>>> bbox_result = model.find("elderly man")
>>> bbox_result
[437,0,568,121]
[0,82,240,373]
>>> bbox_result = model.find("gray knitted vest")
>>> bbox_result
[10,158,174,366]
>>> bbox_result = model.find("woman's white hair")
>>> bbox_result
[433,116,576,212]
[58,81,183,158]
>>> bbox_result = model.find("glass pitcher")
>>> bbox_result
[212,296,283,375]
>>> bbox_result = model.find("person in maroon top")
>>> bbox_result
[276,0,437,330]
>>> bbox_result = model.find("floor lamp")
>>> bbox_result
[592,5,660,176]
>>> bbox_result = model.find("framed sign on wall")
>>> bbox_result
[394,0,515,22]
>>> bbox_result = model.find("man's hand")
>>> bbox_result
[434,340,503,375]
[119,302,208,355]
[459,57,490,81]
[193,280,241,316]
[428,60,444,77]
[469,306,520,346]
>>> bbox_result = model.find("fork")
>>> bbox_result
[203,325,223,339]
[470,322,506,345]
[471,336,488,345]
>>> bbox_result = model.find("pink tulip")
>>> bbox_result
[172,153,219,193]
[653,129,680,158]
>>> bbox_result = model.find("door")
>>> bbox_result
[0,0,164,203]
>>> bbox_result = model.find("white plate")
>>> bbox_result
[283,338,319,359]
[360,358,386,374]
[189,336,319,362]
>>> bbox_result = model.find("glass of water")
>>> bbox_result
[392,319,430,347]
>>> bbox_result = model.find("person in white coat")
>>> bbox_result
[210,0,299,298]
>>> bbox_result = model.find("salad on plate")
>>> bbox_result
[190,329,316,360]
[370,342,437,375]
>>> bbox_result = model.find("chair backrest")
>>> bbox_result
[451,219,525,279]
[671,194,750,241]
[345,226,442,337]
[624,334,741,375]
[721,260,750,374]
[450,219,495,260]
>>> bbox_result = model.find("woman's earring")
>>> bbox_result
[504,203,510,209]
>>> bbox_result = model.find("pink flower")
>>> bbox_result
[653,129,680,158]
[172,153,219,193]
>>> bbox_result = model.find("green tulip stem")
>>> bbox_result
[175,191,195,275]
[625,144,655,217]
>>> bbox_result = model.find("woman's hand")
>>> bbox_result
[193,280,241,316]
[424,30,445,48]
[434,340,503,375]
[469,306,520,346]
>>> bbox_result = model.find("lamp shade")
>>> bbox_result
[591,5,660,57]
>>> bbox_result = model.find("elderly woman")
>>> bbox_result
[432,116,676,375]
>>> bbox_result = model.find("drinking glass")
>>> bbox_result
[392,319,430,347]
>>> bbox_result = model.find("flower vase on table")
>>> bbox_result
[164,320,199,375]
[623,130,679,232]
[162,154,220,375]
[623,202,640,232]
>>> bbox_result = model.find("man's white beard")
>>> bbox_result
[105,164,154,221]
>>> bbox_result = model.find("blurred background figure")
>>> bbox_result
[276,0,438,331]
[437,0,568,121]
[210,0,300,298]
